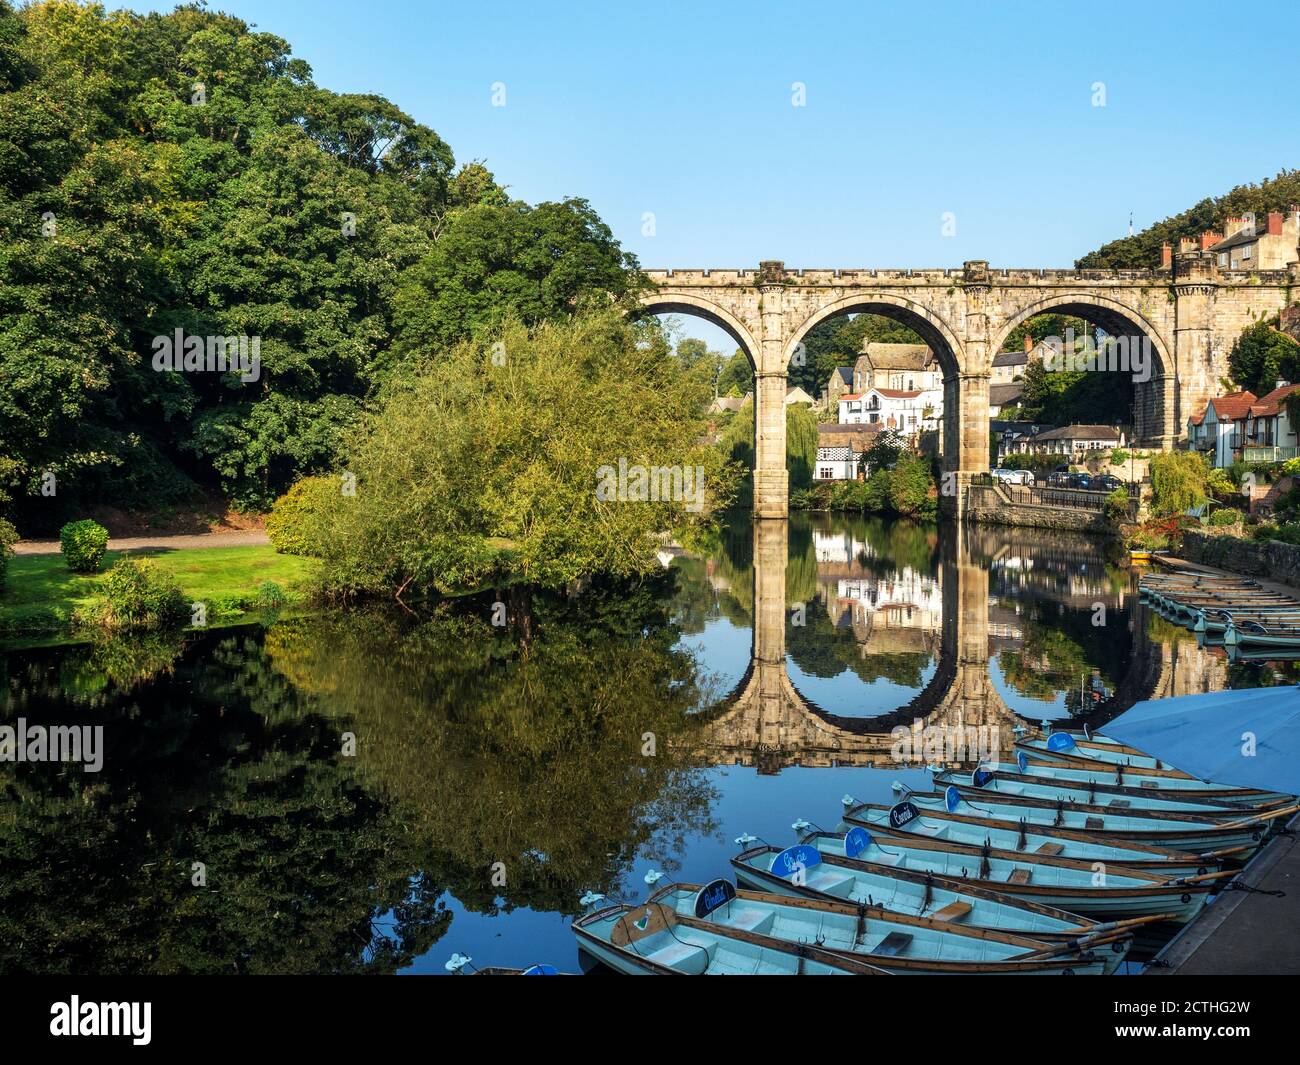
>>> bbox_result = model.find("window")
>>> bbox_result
[1219,253,1228,266]
[1243,245,1252,260]
[818,466,834,480]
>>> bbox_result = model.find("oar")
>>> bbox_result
[1163,869,1238,887]
[1059,912,1180,935]
[1220,803,1300,830]
[1197,845,1251,860]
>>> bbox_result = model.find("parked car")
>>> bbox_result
[992,468,1035,486]
[1068,472,1093,490]
[1092,474,1123,492]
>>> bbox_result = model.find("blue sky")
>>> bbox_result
[124,0,1300,351]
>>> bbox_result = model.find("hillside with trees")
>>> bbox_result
[1075,169,1300,269]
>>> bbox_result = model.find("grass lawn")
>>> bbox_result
[1,545,318,638]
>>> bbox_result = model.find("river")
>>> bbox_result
[1,514,1294,974]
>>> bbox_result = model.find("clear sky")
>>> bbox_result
[123,0,1300,352]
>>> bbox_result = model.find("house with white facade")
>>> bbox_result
[814,424,880,482]
[1187,390,1256,468]
[1007,424,1126,460]
[837,387,942,434]
[1243,383,1300,462]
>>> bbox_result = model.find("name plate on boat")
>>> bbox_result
[1046,732,1076,752]
[971,768,996,789]
[693,878,736,918]
[769,844,822,882]
[1016,750,1028,773]
[887,801,920,829]
[844,826,871,858]
[945,785,963,811]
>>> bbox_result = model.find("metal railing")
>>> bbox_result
[971,473,1140,517]
[1242,446,1300,463]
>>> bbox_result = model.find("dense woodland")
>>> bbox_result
[0,0,643,527]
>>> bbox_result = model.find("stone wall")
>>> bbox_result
[1181,530,1300,587]
[965,484,1115,535]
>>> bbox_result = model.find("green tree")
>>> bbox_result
[1227,318,1300,396]
[1149,450,1209,516]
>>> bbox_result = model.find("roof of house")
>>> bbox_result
[818,423,881,452]
[1249,383,1300,418]
[1190,390,1257,426]
[1209,229,1262,254]
[1030,424,1124,442]
[992,350,1028,367]
[833,366,853,387]
[710,395,747,413]
[855,342,935,372]
[988,382,1025,408]
[874,387,927,399]
[785,386,815,404]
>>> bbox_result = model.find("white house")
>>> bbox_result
[838,387,942,434]
[1243,383,1300,463]
[1187,391,1256,468]
[1009,424,1126,460]
[814,425,880,482]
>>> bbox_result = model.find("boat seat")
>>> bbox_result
[645,939,712,975]
[805,869,856,898]
[1140,782,1159,789]
[873,931,914,957]
[720,908,776,935]
[1006,868,1032,886]
[1033,842,1064,856]
[1085,816,1105,829]
[913,822,947,837]
[1108,799,1131,809]
[930,900,972,922]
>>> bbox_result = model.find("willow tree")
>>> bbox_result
[315,311,740,597]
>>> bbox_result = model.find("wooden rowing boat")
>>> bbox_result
[848,789,1274,854]
[732,835,1136,973]
[572,891,890,975]
[591,880,1111,975]
[943,754,1291,808]
[828,814,1216,922]
[1016,732,1187,774]
[938,769,1273,816]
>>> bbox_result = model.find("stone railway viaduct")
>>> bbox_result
[641,257,1300,518]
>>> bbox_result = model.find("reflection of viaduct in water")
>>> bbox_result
[700,520,1017,772]
[698,521,1228,773]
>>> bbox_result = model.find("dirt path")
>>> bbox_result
[12,530,270,556]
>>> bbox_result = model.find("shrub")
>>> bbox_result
[1209,507,1242,527]
[266,476,340,556]
[0,516,16,592]
[1283,457,1300,478]
[1253,522,1300,546]
[91,558,188,632]
[1102,487,1130,524]
[59,519,110,573]
[254,580,287,608]
[1110,448,1129,466]
[888,453,936,517]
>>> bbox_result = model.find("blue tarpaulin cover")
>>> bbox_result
[1103,686,1300,794]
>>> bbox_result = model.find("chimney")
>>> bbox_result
[1179,236,1197,255]
[1160,243,1172,268]
[1023,333,1033,354]
[1199,230,1220,251]
[1267,211,1284,236]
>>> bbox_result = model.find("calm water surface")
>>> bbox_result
[2,515,1295,974]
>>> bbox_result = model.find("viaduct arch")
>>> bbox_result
[642,256,1300,518]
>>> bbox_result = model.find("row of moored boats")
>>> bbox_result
[1141,568,1300,650]
[533,728,1295,975]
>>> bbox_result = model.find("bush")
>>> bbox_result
[1102,487,1130,524]
[254,580,286,608]
[1253,522,1300,546]
[1283,457,1300,478]
[59,519,109,573]
[91,558,188,632]
[888,453,937,518]
[1149,451,1209,516]
[0,517,16,592]
[1110,448,1129,466]
[1209,507,1242,527]
[266,476,340,556]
